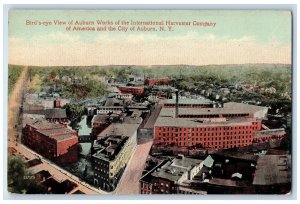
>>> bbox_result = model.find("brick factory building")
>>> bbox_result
[22,118,79,164]
[153,102,285,150]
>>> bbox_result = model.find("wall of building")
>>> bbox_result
[154,124,256,150]
[109,131,137,178]
[93,159,110,190]
[93,131,137,191]
[56,137,79,163]
[96,107,123,114]
[140,181,153,194]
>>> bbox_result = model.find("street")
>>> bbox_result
[115,140,153,194]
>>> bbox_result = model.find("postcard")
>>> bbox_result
[7,10,292,195]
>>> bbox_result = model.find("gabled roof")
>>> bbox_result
[203,155,214,168]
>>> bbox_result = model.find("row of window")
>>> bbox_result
[157,140,252,147]
[157,135,251,141]
[94,160,109,168]
[158,131,252,137]
[95,174,109,182]
[158,125,253,132]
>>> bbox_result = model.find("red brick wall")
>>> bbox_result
[56,140,79,164]
[56,137,78,156]
[154,124,256,150]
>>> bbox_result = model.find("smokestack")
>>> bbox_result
[175,89,179,118]
[54,99,61,108]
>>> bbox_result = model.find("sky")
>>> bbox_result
[8,10,292,66]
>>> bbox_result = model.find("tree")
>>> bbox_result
[8,155,47,194]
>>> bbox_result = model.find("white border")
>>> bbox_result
[1,0,299,203]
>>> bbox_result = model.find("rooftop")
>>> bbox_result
[254,128,286,137]
[105,98,124,106]
[122,116,143,124]
[51,134,78,142]
[98,123,140,139]
[34,170,52,181]
[212,152,259,162]
[164,98,213,105]
[24,108,67,118]
[44,108,67,119]
[25,118,65,130]
[37,127,76,137]
[23,114,46,127]
[253,155,291,185]
[151,157,202,182]
[92,114,110,123]
[92,135,129,161]
[160,102,267,117]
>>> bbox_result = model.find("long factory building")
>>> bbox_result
[153,99,285,150]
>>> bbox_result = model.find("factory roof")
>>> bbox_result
[51,134,78,142]
[23,114,46,127]
[207,178,243,187]
[98,123,140,139]
[123,116,143,124]
[97,106,124,109]
[151,157,202,182]
[105,98,123,106]
[164,98,213,105]
[37,127,76,137]
[25,118,65,130]
[154,117,254,128]
[44,108,67,119]
[92,114,110,123]
[160,102,267,117]
[254,128,286,137]
[253,155,291,185]
[212,152,259,162]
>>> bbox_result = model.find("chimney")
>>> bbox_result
[175,89,179,118]
[54,99,61,108]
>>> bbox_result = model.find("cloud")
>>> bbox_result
[8,32,291,66]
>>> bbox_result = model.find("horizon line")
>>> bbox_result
[8,63,292,68]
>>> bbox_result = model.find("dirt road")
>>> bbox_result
[8,66,28,146]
